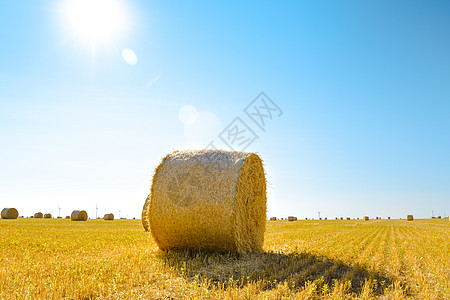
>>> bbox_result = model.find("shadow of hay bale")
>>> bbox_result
[160,249,396,296]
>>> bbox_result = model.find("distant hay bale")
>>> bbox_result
[388,216,391,219]
[346,217,350,220]
[71,210,88,221]
[44,213,52,219]
[149,150,266,254]
[364,216,369,221]
[340,217,343,220]
[34,212,43,218]
[324,217,327,220]
[269,217,277,221]
[335,217,338,220]
[141,193,151,231]
[65,216,70,219]
[437,216,441,219]
[104,213,114,220]
[407,215,414,221]
[288,216,296,221]
[57,216,62,219]
[1,208,19,219]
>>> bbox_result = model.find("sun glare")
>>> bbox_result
[60,0,130,47]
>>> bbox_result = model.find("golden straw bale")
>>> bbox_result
[288,216,296,221]
[65,216,70,219]
[44,213,52,219]
[364,216,369,221]
[269,217,277,221]
[1,208,18,219]
[104,213,114,220]
[346,217,350,220]
[407,215,414,221]
[34,212,43,218]
[149,150,266,254]
[141,194,151,231]
[71,210,88,221]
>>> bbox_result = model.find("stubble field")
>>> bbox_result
[0,218,448,299]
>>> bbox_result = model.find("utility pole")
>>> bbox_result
[58,205,61,217]
[432,210,435,218]
[96,203,98,219]
[119,210,121,219]
[318,211,321,219]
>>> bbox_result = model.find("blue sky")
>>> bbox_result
[0,0,449,219]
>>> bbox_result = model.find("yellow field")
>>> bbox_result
[0,218,448,299]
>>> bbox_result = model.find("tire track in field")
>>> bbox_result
[323,225,381,263]
[398,224,445,299]
[355,225,385,267]
[366,224,389,271]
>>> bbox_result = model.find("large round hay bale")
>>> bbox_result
[407,214,414,221]
[104,213,114,220]
[71,210,88,221]
[34,212,43,218]
[141,193,151,231]
[149,150,266,254]
[65,216,70,219]
[44,213,52,218]
[288,216,296,221]
[364,216,369,221]
[1,208,18,219]
[346,217,350,220]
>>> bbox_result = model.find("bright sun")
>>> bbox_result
[60,0,130,47]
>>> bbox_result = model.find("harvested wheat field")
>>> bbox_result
[0,218,448,299]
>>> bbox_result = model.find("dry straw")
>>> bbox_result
[104,213,114,220]
[364,216,369,221]
[407,215,414,221]
[1,208,18,219]
[288,216,297,221]
[34,212,43,218]
[65,216,70,219]
[44,213,52,219]
[270,217,277,221]
[346,217,350,220]
[148,150,266,254]
[71,210,88,221]
[141,194,151,231]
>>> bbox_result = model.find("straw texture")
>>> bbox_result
[34,212,43,218]
[71,210,88,221]
[364,216,369,221]
[141,194,150,231]
[44,213,52,219]
[149,150,266,254]
[288,216,297,221]
[1,208,18,219]
[407,215,414,221]
[104,213,114,220]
